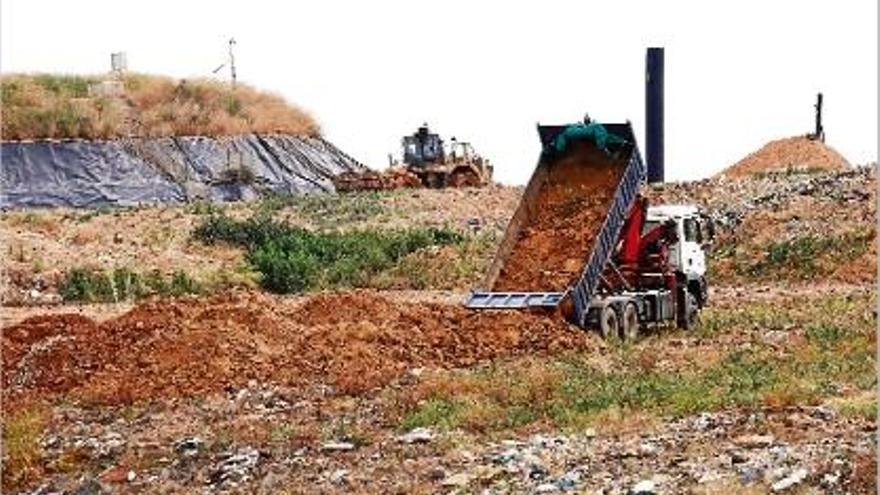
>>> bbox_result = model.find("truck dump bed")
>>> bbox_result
[467,122,644,325]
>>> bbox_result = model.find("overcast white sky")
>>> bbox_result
[2,0,877,184]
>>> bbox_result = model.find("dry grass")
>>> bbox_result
[1,73,319,140]
[2,405,48,491]
[398,291,876,434]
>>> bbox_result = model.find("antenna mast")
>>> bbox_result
[228,37,237,88]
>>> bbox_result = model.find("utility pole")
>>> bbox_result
[228,38,237,88]
[812,92,824,142]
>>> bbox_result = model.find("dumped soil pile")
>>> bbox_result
[3,291,593,409]
[722,136,850,177]
[493,142,622,291]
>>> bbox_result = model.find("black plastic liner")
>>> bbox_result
[0,134,366,208]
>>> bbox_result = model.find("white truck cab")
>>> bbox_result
[645,204,710,307]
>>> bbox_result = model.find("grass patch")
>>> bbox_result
[2,406,48,492]
[734,231,873,280]
[830,393,877,421]
[400,293,876,433]
[698,290,876,338]
[193,214,463,293]
[258,191,389,228]
[2,73,318,140]
[59,267,203,302]
[373,231,498,290]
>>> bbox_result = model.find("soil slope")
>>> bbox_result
[722,136,850,177]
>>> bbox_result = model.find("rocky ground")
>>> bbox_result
[4,283,875,494]
[15,386,876,495]
[2,161,877,494]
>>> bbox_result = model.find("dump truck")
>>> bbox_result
[333,124,493,192]
[466,121,710,339]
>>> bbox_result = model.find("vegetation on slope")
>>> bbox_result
[1,73,319,140]
[398,291,876,432]
[193,214,464,293]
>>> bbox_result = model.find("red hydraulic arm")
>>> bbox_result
[618,196,647,266]
[609,195,679,292]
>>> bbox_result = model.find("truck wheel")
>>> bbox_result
[599,305,619,340]
[676,290,698,330]
[620,302,639,340]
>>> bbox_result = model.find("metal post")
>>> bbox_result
[646,47,665,183]
[814,92,824,142]
[228,38,237,88]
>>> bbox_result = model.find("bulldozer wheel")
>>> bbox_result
[620,302,639,340]
[599,304,619,340]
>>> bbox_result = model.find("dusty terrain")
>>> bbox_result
[4,291,592,409]
[1,143,877,494]
[3,285,874,494]
[721,136,850,177]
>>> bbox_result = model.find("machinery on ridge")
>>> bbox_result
[333,124,493,192]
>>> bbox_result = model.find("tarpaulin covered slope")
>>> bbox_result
[0,134,367,208]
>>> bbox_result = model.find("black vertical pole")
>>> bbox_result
[646,47,665,183]
[814,92,824,142]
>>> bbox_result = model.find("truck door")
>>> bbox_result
[680,217,706,278]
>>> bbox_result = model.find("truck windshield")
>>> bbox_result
[684,218,701,243]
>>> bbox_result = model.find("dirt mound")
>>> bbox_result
[333,168,422,192]
[722,136,850,177]
[3,291,594,409]
[493,142,622,291]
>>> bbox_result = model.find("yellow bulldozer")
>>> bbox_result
[333,124,493,192]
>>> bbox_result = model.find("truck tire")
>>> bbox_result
[676,289,698,330]
[621,302,639,340]
[599,304,619,339]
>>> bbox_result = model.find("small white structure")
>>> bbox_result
[111,52,127,74]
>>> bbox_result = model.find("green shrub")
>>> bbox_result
[59,268,113,302]
[60,267,201,302]
[193,214,463,293]
[170,270,202,296]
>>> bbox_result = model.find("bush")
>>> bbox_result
[59,267,200,302]
[1,73,319,140]
[193,215,463,293]
[59,268,113,302]
[2,406,48,491]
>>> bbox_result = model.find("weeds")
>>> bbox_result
[2,73,318,140]
[58,267,202,302]
[2,406,48,491]
[376,231,497,290]
[193,214,463,293]
[258,191,388,228]
[830,393,877,421]
[400,293,876,433]
[186,201,225,216]
[737,232,873,280]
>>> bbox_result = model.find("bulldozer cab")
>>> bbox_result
[449,139,478,163]
[402,125,444,166]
